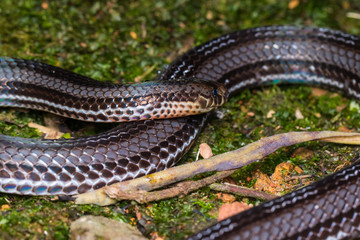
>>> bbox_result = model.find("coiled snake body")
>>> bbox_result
[1,26,360,239]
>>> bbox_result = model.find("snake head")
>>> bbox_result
[193,79,228,112]
[155,78,228,115]
[101,79,228,122]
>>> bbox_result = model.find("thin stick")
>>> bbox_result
[125,170,236,203]
[75,131,360,205]
[209,183,277,201]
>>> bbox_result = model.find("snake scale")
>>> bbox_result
[1,26,360,239]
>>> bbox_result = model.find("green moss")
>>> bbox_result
[146,197,209,238]
[1,0,360,239]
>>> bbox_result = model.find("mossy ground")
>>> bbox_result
[0,1,360,239]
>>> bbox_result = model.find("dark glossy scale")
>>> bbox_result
[189,162,360,240]
[0,114,206,195]
[1,26,360,239]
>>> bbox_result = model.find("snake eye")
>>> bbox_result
[212,88,218,96]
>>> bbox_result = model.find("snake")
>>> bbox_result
[1,26,360,239]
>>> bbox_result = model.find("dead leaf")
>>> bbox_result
[1,204,10,211]
[216,20,226,27]
[199,143,213,159]
[247,112,255,117]
[178,22,186,29]
[311,88,328,96]
[294,166,304,174]
[314,112,321,118]
[295,108,304,119]
[253,162,305,196]
[266,109,275,118]
[217,202,250,221]
[206,11,213,20]
[272,162,304,187]
[291,147,314,159]
[41,2,49,9]
[240,105,248,113]
[336,104,347,112]
[253,170,276,194]
[150,232,166,240]
[28,122,65,139]
[272,162,295,182]
[134,205,142,221]
[338,125,352,132]
[288,0,299,9]
[216,193,236,203]
[130,31,137,39]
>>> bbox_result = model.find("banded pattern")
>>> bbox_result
[1,26,360,239]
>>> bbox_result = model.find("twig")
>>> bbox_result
[347,12,360,20]
[75,131,360,206]
[285,174,313,181]
[121,170,236,203]
[209,183,277,201]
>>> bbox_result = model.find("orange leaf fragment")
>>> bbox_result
[288,0,299,9]
[266,109,275,118]
[295,108,304,119]
[130,31,137,39]
[206,11,213,20]
[272,162,304,184]
[216,193,236,203]
[314,112,321,118]
[150,232,166,240]
[134,205,142,221]
[41,2,49,9]
[336,104,347,112]
[199,143,213,159]
[311,88,328,96]
[1,204,10,211]
[253,170,276,194]
[294,166,304,174]
[217,202,250,221]
[338,125,351,132]
[272,162,294,182]
[291,147,314,159]
[179,22,186,29]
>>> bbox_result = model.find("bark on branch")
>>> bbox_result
[74,131,360,206]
